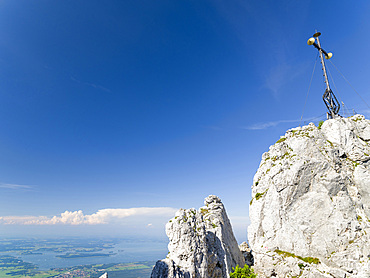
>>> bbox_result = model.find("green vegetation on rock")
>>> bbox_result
[274,249,320,264]
[298,263,305,269]
[276,137,286,144]
[200,208,209,215]
[230,264,257,278]
[250,189,268,205]
[255,189,268,200]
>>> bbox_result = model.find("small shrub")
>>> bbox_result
[230,264,257,278]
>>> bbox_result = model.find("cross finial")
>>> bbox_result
[307,32,340,119]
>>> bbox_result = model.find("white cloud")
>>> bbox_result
[0,207,177,225]
[0,183,32,190]
[262,60,308,99]
[0,216,44,224]
[242,115,325,130]
[243,118,301,130]
[263,63,291,99]
[357,109,370,118]
[244,110,370,130]
[70,76,111,93]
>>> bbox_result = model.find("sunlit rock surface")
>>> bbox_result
[248,115,370,277]
[151,195,244,278]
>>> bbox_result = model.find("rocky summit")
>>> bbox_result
[151,195,244,278]
[248,115,370,277]
[151,115,370,278]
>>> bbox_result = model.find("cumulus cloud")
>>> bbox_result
[0,207,177,225]
[0,216,43,224]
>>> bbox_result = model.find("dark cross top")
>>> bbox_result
[307,32,341,119]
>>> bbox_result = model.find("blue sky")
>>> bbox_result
[1,1,370,241]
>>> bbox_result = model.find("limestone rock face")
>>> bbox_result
[248,115,370,278]
[239,242,254,267]
[151,195,244,278]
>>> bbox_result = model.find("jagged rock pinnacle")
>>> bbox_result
[248,115,370,277]
[151,195,244,278]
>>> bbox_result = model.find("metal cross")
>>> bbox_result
[307,32,340,119]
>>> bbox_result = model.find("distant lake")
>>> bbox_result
[0,238,168,271]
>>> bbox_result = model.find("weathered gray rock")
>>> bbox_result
[239,242,254,267]
[151,195,244,278]
[248,115,370,277]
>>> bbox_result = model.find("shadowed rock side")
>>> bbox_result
[239,241,254,267]
[151,195,245,278]
[248,115,370,278]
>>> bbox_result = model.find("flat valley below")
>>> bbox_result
[0,237,167,277]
